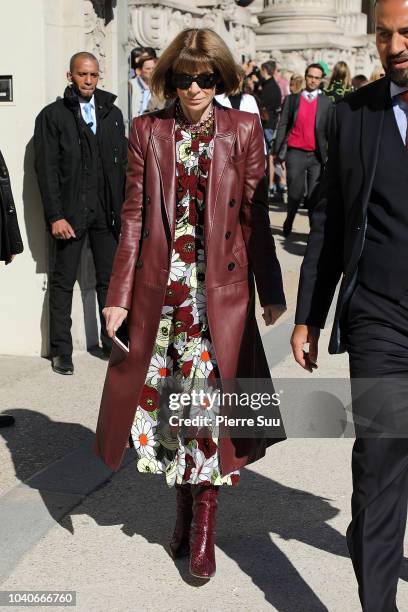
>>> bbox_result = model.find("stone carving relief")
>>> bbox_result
[84,0,107,84]
[128,0,256,61]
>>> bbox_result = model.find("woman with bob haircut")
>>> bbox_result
[95,28,286,579]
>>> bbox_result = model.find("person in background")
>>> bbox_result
[368,64,385,83]
[370,63,386,82]
[215,65,261,116]
[0,149,24,428]
[129,55,157,120]
[259,60,282,200]
[129,46,157,79]
[289,74,305,95]
[324,61,353,103]
[274,63,333,237]
[352,74,368,90]
[34,52,127,375]
[274,63,290,103]
[244,65,261,98]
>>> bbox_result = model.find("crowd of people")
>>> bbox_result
[128,46,383,238]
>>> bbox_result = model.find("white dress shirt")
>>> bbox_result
[79,94,97,132]
[390,81,408,145]
[301,89,321,102]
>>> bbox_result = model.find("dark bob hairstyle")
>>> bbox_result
[150,28,241,99]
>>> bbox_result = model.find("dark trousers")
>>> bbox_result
[284,148,322,231]
[49,210,117,356]
[346,283,408,612]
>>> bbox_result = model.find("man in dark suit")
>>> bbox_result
[274,64,333,237]
[0,149,23,428]
[292,1,408,609]
[34,52,127,375]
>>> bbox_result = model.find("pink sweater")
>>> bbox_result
[287,95,318,151]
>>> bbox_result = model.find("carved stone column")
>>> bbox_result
[256,0,341,52]
[255,0,377,77]
[127,0,256,61]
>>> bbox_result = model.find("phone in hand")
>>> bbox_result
[113,321,130,353]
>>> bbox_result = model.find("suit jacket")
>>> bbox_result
[295,77,392,354]
[0,150,23,263]
[274,92,334,163]
[94,100,286,473]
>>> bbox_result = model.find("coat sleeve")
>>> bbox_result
[240,114,286,307]
[105,118,144,310]
[273,94,291,159]
[0,151,23,260]
[34,108,65,225]
[295,105,344,328]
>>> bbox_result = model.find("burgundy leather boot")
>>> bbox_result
[189,485,219,579]
[169,484,193,559]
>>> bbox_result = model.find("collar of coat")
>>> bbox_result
[63,85,117,118]
[151,98,235,140]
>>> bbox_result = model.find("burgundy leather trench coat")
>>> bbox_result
[94,100,286,475]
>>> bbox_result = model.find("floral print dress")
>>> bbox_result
[130,110,240,488]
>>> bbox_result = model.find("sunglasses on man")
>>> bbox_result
[171,72,219,90]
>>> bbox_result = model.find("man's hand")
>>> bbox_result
[103,306,128,339]
[262,304,287,326]
[291,324,320,373]
[51,219,76,240]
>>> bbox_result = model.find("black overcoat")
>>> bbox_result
[0,150,23,263]
[295,77,393,353]
[34,86,127,237]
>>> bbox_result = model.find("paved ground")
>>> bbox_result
[1,202,408,612]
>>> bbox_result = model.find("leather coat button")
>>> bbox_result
[229,199,236,207]
[136,259,143,269]
[146,196,151,204]
[225,231,231,239]
[228,262,235,271]
[143,229,149,238]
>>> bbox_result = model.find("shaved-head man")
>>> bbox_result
[34,52,127,374]
[292,0,408,609]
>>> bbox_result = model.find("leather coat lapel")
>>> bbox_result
[151,103,176,237]
[205,103,236,250]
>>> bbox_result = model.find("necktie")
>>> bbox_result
[400,91,408,148]
[307,93,314,102]
[83,102,96,134]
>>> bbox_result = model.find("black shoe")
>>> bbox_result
[282,222,292,238]
[52,355,74,375]
[0,415,15,428]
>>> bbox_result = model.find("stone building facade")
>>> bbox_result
[127,0,378,75]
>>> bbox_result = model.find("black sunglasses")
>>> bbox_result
[172,72,219,90]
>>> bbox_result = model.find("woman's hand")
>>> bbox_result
[262,304,286,326]
[103,306,128,338]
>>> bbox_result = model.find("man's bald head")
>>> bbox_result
[69,52,99,73]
